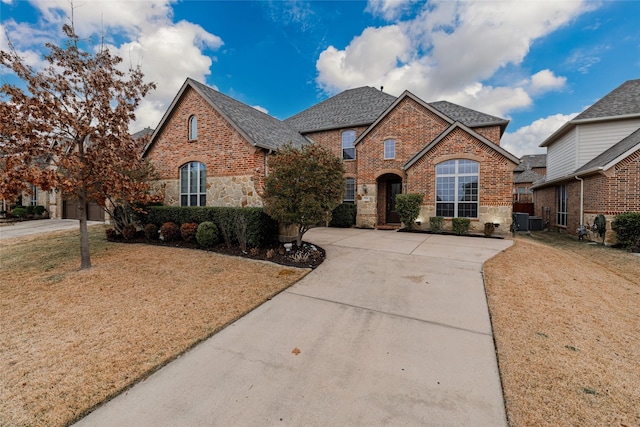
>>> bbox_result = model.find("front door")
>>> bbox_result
[386,180,402,224]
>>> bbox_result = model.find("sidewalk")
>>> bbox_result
[74,227,511,426]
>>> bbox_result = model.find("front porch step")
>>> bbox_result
[375,224,401,230]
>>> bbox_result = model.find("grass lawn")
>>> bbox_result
[0,226,309,427]
[484,231,640,427]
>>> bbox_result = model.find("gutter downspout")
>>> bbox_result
[575,175,584,228]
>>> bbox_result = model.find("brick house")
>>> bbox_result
[285,87,519,231]
[532,79,640,243]
[513,154,546,203]
[145,78,519,233]
[144,78,308,208]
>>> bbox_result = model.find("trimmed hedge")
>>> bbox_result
[452,217,471,235]
[612,212,640,250]
[143,206,277,248]
[429,216,444,233]
[396,193,423,230]
[330,203,357,228]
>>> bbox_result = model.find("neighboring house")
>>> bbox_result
[532,79,640,243]
[145,78,520,233]
[513,154,546,203]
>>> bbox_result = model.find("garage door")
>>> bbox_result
[63,200,105,221]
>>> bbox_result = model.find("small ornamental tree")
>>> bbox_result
[263,143,345,246]
[0,22,157,269]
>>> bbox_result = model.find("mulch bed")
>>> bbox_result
[108,232,326,269]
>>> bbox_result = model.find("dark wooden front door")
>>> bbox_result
[386,180,402,224]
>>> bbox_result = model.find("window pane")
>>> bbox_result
[458,159,478,174]
[436,160,455,175]
[342,131,356,160]
[457,203,478,218]
[436,177,455,201]
[189,116,197,140]
[343,148,355,160]
[384,139,395,159]
[181,195,187,206]
[458,177,478,201]
[199,164,206,191]
[180,166,188,193]
[200,195,206,206]
[344,178,355,202]
[436,203,454,217]
[190,195,197,206]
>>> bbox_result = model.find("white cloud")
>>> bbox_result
[317,25,411,94]
[529,69,567,94]
[252,105,269,114]
[501,113,578,157]
[2,0,12,4]
[366,0,414,20]
[2,0,223,132]
[317,0,594,118]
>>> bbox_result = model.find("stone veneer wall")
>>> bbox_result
[158,175,263,208]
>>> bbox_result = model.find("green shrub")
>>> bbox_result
[395,193,423,230]
[122,224,137,240]
[180,222,199,242]
[160,222,180,242]
[25,205,35,215]
[34,205,46,216]
[196,221,220,248]
[452,217,471,235]
[11,207,27,218]
[144,223,158,240]
[143,206,277,248]
[429,216,444,233]
[330,203,357,227]
[105,228,118,240]
[612,212,640,250]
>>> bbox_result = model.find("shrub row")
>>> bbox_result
[8,205,47,218]
[142,206,278,248]
[612,212,640,250]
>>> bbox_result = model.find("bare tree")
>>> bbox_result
[0,22,156,269]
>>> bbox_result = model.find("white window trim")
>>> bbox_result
[344,177,356,203]
[342,130,356,160]
[557,184,568,227]
[435,159,479,218]
[180,162,206,206]
[384,139,395,159]
[188,115,198,141]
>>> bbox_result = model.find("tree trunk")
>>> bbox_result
[78,190,92,270]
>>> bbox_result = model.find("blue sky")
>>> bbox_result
[1,0,639,157]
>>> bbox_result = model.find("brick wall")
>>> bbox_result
[304,126,368,176]
[145,87,266,206]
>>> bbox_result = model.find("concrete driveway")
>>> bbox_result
[74,227,512,426]
[0,219,103,240]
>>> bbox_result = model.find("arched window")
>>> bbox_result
[188,115,198,140]
[180,162,206,206]
[342,130,356,160]
[435,159,479,218]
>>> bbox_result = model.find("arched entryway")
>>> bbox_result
[377,173,403,225]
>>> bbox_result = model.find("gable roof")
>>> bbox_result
[284,86,509,135]
[429,101,509,134]
[404,121,519,170]
[514,154,546,171]
[144,78,308,155]
[574,127,640,174]
[284,86,396,133]
[541,79,640,148]
[514,168,544,184]
[574,79,640,120]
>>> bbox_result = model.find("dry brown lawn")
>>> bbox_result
[484,232,640,427]
[0,226,308,427]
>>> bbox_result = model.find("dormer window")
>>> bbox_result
[188,115,198,140]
